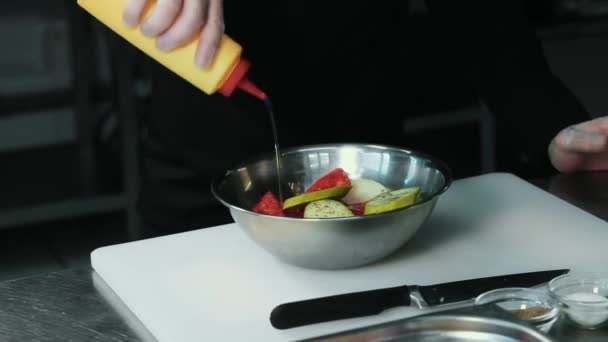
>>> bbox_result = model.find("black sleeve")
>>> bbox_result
[425,0,591,177]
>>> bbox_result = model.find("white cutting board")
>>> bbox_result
[91,173,608,342]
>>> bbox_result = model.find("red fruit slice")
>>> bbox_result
[252,191,285,216]
[348,202,366,216]
[305,168,351,193]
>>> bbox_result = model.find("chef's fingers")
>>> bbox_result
[123,0,149,28]
[549,138,584,173]
[156,0,205,51]
[555,126,607,153]
[141,0,184,37]
[575,116,608,135]
[195,0,224,68]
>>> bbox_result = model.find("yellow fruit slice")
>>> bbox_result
[304,199,354,218]
[364,187,420,215]
[282,186,352,210]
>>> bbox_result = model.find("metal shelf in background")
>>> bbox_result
[0,86,113,118]
[0,195,127,230]
[0,89,74,117]
[0,2,142,240]
[108,33,143,241]
[402,101,496,174]
[67,0,99,197]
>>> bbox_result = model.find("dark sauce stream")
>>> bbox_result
[263,97,283,203]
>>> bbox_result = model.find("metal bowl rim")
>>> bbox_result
[397,314,555,341]
[210,143,452,222]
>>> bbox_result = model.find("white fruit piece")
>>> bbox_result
[342,178,389,205]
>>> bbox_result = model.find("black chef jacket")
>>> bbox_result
[131,0,589,235]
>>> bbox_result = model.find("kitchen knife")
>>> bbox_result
[270,269,568,329]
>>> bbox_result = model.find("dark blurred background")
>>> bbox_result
[1,0,607,280]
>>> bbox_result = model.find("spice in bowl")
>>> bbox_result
[475,287,558,332]
[510,306,551,320]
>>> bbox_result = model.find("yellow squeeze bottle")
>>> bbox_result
[77,0,266,99]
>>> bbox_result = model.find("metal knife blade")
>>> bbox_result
[269,269,569,330]
[417,269,568,306]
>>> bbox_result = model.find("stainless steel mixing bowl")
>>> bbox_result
[211,144,451,270]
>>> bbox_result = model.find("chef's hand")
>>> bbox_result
[123,0,224,68]
[549,116,608,173]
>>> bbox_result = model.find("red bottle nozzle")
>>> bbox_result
[218,58,266,100]
[237,78,266,100]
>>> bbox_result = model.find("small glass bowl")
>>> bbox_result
[475,287,559,332]
[548,272,608,330]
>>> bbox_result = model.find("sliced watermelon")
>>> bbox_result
[347,202,366,216]
[305,168,351,193]
[252,191,285,216]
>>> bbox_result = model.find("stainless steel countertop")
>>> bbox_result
[0,268,156,342]
[0,172,606,342]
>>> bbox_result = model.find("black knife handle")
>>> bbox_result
[270,285,411,330]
